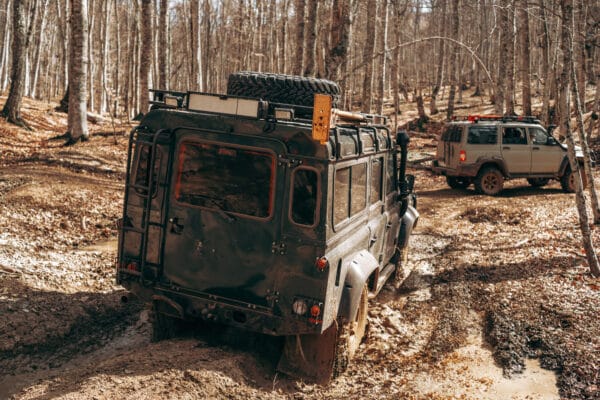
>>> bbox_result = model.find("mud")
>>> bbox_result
[0,96,598,399]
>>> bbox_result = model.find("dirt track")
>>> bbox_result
[0,98,599,399]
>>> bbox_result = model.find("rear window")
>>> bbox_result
[290,168,318,226]
[441,125,462,142]
[174,142,274,218]
[467,126,498,144]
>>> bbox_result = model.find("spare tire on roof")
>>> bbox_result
[226,71,341,109]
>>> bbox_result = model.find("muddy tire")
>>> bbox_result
[527,178,550,187]
[227,71,341,109]
[446,176,471,189]
[151,309,179,342]
[561,166,587,193]
[474,167,504,196]
[333,285,369,378]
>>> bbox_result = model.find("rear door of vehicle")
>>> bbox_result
[437,125,463,170]
[501,125,531,174]
[161,128,285,308]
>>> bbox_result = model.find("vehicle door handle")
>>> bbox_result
[532,147,540,150]
[168,217,184,234]
[369,236,378,246]
[502,146,511,150]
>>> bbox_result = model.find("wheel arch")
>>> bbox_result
[477,160,508,177]
[336,250,378,322]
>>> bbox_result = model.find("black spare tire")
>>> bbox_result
[227,71,341,109]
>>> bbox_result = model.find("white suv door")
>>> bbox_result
[501,126,531,174]
[529,127,564,174]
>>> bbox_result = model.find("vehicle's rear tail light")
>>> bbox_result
[309,304,322,324]
[119,261,140,273]
[459,150,466,163]
[315,257,329,271]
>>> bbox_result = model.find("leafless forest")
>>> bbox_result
[1,0,599,123]
[1,1,600,399]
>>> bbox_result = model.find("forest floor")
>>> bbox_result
[0,94,599,400]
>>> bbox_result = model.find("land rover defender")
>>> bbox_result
[116,72,418,382]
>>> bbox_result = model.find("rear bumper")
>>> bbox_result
[122,279,324,336]
[431,161,479,177]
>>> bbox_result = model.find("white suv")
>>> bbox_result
[432,115,587,195]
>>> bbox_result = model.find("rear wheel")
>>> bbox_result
[474,167,504,195]
[446,176,471,189]
[527,177,550,187]
[151,308,179,342]
[333,285,369,378]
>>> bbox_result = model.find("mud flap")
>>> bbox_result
[277,321,338,384]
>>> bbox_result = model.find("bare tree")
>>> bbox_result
[504,0,516,115]
[157,0,168,89]
[293,0,305,75]
[2,0,29,127]
[138,0,153,115]
[429,0,446,115]
[325,0,352,82]
[362,0,377,112]
[66,0,89,144]
[446,0,459,120]
[303,0,318,76]
[560,0,600,277]
[517,0,531,115]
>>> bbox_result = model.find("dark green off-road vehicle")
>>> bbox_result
[116,72,418,382]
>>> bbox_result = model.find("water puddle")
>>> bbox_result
[80,238,117,253]
[413,334,559,399]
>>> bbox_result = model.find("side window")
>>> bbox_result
[441,125,462,142]
[291,168,318,226]
[530,127,549,145]
[334,167,350,225]
[351,163,367,215]
[386,153,395,196]
[370,157,383,204]
[334,162,368,225]
[502,127,528,145]
[467,126,497,144]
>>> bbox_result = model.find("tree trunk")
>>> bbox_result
[430,0,446,115]
[293,0,305,75]
[560,0,600,277]
[504,0,516,115]
[375,0,388,116]
[540,1,551,125]
[139,0,153,115]
[303,0,317,76]
[325,0,351,82]
[569,38,600,225]
[446,0,459,120]
[518,0,531,115]
[2,0,29,127]
[158,0,168,89]
[0,0,11,93]
[67,0,89,143]
[361,0,377,113]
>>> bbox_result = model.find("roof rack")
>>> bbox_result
[148,88,388,127]
[452,114,541,124]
